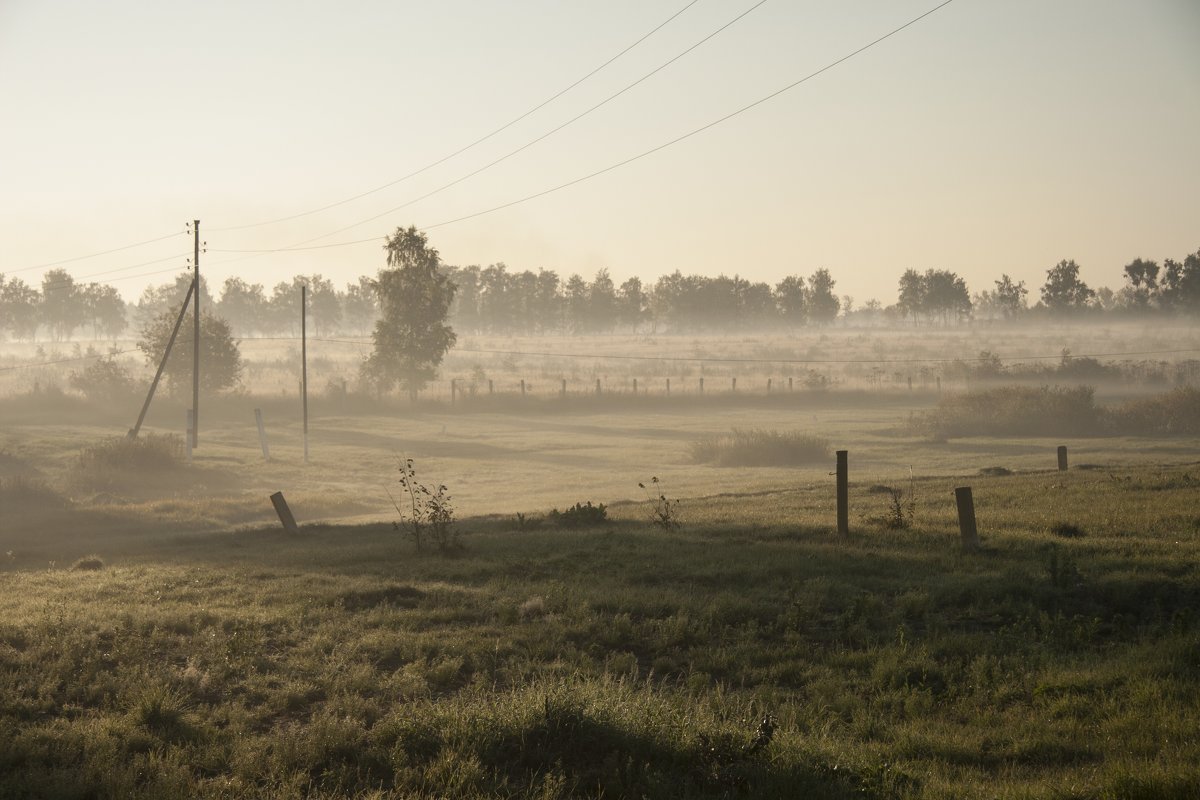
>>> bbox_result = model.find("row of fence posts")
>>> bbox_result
[836,445,1072,550]
[443,375,949,404]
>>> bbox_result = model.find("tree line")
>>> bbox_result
[2,248,1197,342]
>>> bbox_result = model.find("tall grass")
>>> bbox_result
[689,428,830,466]
[70,433,185,491]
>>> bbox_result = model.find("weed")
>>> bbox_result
[513,512,542,532]
[70,555,104,571]
[548,501,608,528]
[1046,545,1083,589]
[639,476,680,531]
[389,458,460,553]
[693,713,777,790]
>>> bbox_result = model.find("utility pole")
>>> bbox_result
[301,283,309,463]
[191,219,201,450]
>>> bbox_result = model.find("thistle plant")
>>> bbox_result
[639,476,680,531]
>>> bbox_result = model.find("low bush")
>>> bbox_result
[1107,387,1200,435]
[689,428,830,467]
[915,386,1101,439]
[68,357,137,402]
[549,501,608,528]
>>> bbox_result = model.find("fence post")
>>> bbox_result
[955,487,980,550]
[520,379,526,397]
[186,409,194,463]
[836,450,848,536]
[254,408,270,461]
[788,376,793,392]
[269,491,300,535]
[561,378,567,397]
[666,378,671,396]
[767,378,772,394]
[1057,445,1068,472]
[450,378,456,407]
[732,377,737,392]
[595,378,601,396]
[633,378,638,394]
[699,377,704,394]
[488,379,494,395]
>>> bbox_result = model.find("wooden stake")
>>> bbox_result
[836,450,848,536]
[269,491,299,535]
[955,487,980,550]
[255,408,270,461]
[1057,445,1068,472]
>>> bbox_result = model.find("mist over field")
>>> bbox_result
[3,0,1199,795]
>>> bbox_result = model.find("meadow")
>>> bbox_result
[1,324,1198,798]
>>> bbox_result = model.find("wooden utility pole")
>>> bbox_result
[301,284,309,464]
[191,219,201,449]
[836,450,849,536]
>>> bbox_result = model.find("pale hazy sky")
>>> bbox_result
[2,0,1197,305]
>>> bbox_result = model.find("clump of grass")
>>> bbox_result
[69,433,185,492]
[689,428,830,467]
[70,555,104,571]
[519,596,547,620]
[1050,521,1086,539]
[549,501,608,528]
[980,466,1013,477]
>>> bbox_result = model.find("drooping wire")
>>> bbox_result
[208,0,705,233]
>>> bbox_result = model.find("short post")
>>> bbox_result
[836,450,848,536]
[1057,445,1068,472]
[633,378,638,394]
[254,408,270,461]
[561,378,567,397]
[520,379,526,397]
[269,491,300,535]
[731,377,737,392]
[955,487,980,550]
[595,378,601,396]
[666,378,671,395]
[699,377,704,394]
[907,376,913,391]
[186,409,194,463]
[488,379,494,395]
[936,376,942,393]
[767,378,772,394]
[788,376,793,392]
[450,379,456,406]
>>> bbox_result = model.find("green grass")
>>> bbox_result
[1,464,1198,798]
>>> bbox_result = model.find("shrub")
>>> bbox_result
[915,385,1101,439]
[549,501,608,528]
[689,428,830,467]
[1107,387,1200,435]
[70,555,105,571]
[68,357,137,402]
[75,434,183,473]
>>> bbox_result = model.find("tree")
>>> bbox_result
[617,276,647,333]
[216,277,268,335]
[897,269,923,324]
[993,274,1028,318]
[80,283,127,339]
[1121,258,1159,310]
[1040,259,1093,312]
[587,269,618,333]
[137,311,243,395]
[341,276,379,334]
[1159,249,1199,312]
[920,269,971,324]
[362,226,457,399]
[807,269,840,324]
[0,276,40,340]
[40,269,84,340]
[774,275,806,327]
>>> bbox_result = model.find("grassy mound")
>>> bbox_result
[690,428,830,467]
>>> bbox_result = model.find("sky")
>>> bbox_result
[2,0,1198,306]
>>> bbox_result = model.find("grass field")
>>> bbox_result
[2,327,1199,797]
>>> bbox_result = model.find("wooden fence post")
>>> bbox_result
[270,491,300,535]
[1057,445,1068,471]
[488,379,494,395]
[955,487,980,550]
[254,408,270,461]
[561,378,567,397]
[450,378,456,407]
[836,450,848,536]
[595,378,601,396]
[788,376,793,392]
[666,378,671,395]
[633,378,638,394]
[732,377,737,392]
[186,409,193,463]
[520,379,526,397]
[699,377,704,394]
[767,378,772,394]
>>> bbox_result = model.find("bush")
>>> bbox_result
[70,555,105,571]
[549,501,608,528]
[70,434,184,491]
[1107,387,1200,435]
[68,357,137,402]
[689,428,830,467]
[915,386,1100,439]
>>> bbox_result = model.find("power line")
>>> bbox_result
[37,254,191,294]
[4,231,183,275]
[208,0,959,255]
[208,0,704,234]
